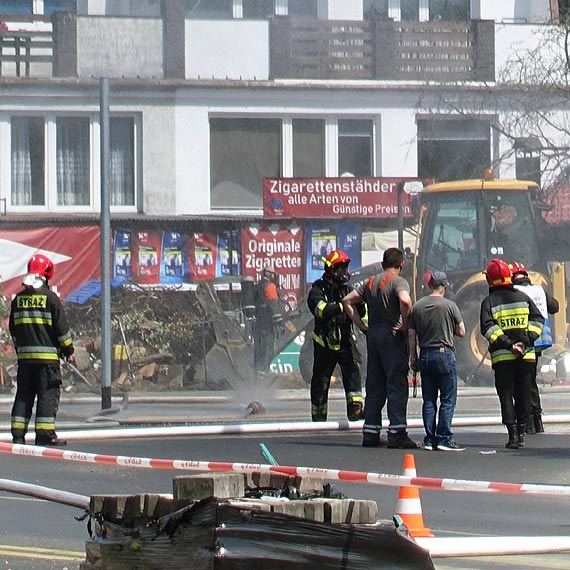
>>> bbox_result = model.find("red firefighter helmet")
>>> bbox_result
[27,254,55,281]
[508,261,528,278]
[325,249,350,269]
[324,250,351,284]
[485,258,512,287]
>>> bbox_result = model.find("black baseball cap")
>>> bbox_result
[429,271,449,288]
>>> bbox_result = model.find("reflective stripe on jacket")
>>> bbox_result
[9,284,74,364]
[480,286,544,365]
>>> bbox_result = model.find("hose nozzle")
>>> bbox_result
[245,401,265,417]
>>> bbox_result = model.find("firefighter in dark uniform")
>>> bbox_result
[9,254,75,446]
[307,250,366,422]
[480,259,544,449]
[509,261,559,434]
[253,267,284,374]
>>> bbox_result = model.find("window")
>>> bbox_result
[483,192,541,268]
[243,0,274,19]
[401,0,419,21]
[44,0,76,15]
[9,114,137,211]
[417,118,490,182]
[210,118,281,209]
[11,116,45,206]
[110,118,135,206]
[186,0,232,18]
[338,119,373,177]
[56,117,90,206]
[288,0,317,18]
[561,0,570,23]
[425,195,478,272]
[293,119,324,178]
[429,0,469,22]
[0,1,32,14]
[515,137,541,187]
[363,0,389,19]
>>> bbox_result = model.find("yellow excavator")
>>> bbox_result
[412,168,567,385]
[196,169,567,389]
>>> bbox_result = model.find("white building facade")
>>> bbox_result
[0,0,564,220]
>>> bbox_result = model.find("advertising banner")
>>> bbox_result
[264,177,425,219]
[217,229,241,278]
[306,222,362,284]
[133,231,162,284]
[0,226,100,299]
[161,231,186,284]
[241,225,304,311]
[189,232,217,281]
[114,230,132,282]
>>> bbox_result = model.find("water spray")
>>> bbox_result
[244,401,265,418]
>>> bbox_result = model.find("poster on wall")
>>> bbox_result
[241,225,304,311]
[189,232,217,281]
[305,222,362,284]
[0,226,100,299]
[217,229,241,278]
[133,231,162,284]
[113,230,132,282]
[160,231,186,284]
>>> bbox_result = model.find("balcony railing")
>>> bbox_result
[0,13,495,83]
[0,16,53,78]
[270,17,495,82]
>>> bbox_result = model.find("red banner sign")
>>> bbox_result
[0,227,100,299]
[263,177,425,219]
[241,225,304,311]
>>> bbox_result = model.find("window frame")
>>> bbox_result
[208,114,378,211]
[3,112,139,213]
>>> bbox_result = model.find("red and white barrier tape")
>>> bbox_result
[1,441,569,497]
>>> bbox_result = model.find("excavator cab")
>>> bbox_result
[414,174,547,384]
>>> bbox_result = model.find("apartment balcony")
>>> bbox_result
[270,17,495,82]
[0,13,495,83]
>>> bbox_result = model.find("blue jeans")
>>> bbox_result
[419,346,457,447]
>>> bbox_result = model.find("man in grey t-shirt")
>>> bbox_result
[343,247,416,449]
[408,271,465,451]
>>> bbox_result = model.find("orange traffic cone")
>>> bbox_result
[395,453,433,537]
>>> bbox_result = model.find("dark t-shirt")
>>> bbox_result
[355,271,410,329]
[408,295,463,349]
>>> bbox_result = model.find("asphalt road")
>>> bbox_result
[2,386,570,569]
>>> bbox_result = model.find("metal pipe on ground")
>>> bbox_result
[0,478,89,510]
[3,414,570,443]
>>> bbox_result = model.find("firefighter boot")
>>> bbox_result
[517,422,526,448]
[505,424,519,449]
[533,413,545,433]
[11,431,26,445]
[347,402,364,421]
[36,430,67,447]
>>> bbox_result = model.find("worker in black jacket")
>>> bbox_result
[307,250,366,422]
[9,254,75,446]
[480,259,544,449]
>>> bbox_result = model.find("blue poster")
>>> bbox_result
[216,229,241,278]
[305,222,362,285]
[160,231,187,284]
[113,230,132,281]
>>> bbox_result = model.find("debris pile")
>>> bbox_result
[81,472,435,570]
[64,286,214,392]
